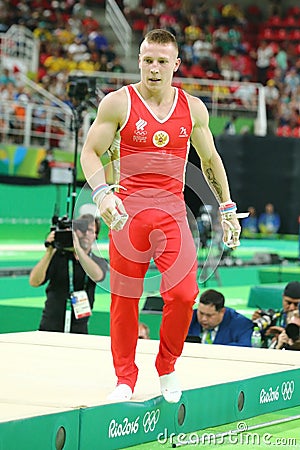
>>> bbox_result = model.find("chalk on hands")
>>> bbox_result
[110,208,128,231]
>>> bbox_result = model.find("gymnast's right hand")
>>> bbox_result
[98,193,128,231]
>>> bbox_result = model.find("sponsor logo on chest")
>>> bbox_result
[132,118,189,146]
[133,118,148,142]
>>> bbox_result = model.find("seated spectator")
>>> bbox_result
[275,95,292,133]
[54,23,76,48]
[192,33,213,64]
[251,40,274,85]
[258,202,280,235]
[110,56,126,73]
[274,43,288,74]
[218,53,240,81]
[67,36,90,62]
[72,0,88,20]
[221,2,246,26]
[43,48,68,75]
[187,289,253,347]
[212,24,231,55]
[231,50,253,80]
[252,281,300,348]
[283,67,300,97]
[228,24,243,53]
[142,15,158,38]
[81,10,100,33]
[241,206,258,236]
[0,82,16,104]
[233,76,257,109]
[184,14,202,42]
[181,39,195,65]
[98,53,109,72]
[223,114,237,135]
[138,322,150,339]
[0,68,16,86]
[33,21,53,43]
[88,29,109,54]
[264,79,280,134]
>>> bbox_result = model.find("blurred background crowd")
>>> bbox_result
[1,0,300,137]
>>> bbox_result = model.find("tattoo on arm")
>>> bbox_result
[204,168,223,202]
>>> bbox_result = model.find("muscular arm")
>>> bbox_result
[80,88,129,230]
[188,94,243,249]
[80,89,126,189]
[189,95,231,204]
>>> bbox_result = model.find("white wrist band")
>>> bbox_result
[92,184,126,206]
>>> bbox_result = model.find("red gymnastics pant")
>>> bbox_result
[109,196,199,392]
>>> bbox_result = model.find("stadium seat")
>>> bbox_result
[289,29,300,41]
[286,6,300,17]
[276,125,292,137]
[277,28,288,41]
[294,43,300,55]
[282,16,296,28]
[259,27,273,40]
[266,15,282,27]
[291,127,300,138]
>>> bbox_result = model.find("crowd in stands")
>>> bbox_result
[0,0,126,109]
[124,0,300,136]
[0,0,126,147]
[241,203,281,237]
[1,0,300,137]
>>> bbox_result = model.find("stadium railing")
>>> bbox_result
[0,25,39,74]
[0,70,266,149]
[71,70,267,136]
[105,0,133,57]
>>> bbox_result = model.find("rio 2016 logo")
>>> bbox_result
[143,409,160,433]
[108,409,160,439]
[281,381,294,400]
[259,380,295,404]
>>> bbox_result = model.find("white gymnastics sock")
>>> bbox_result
[107,384,133,402]
[159,372,182,403]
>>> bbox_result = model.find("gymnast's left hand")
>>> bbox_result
[221,213,241,249]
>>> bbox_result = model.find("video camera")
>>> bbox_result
[67,76,96,102]
[286,322,300,342]
[280,322,300,349]
[197,205,212,248]
[253,308,281,332]
[45,215,91,251]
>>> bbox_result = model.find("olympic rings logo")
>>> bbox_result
[142,409,160,433]
[281,381,295,401]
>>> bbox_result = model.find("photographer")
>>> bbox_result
[252,281,300,348]
[273,311,300,350]
[29,214,108,334]
[37,148,54,183]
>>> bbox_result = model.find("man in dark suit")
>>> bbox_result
[187,289,253,347]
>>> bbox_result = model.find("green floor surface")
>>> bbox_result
[0,236,299,337]
[0,285,257,337]
[129,406,300,449]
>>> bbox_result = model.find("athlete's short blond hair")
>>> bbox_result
[143,29,178,52]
